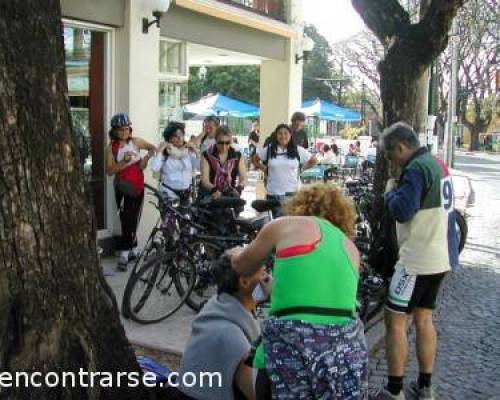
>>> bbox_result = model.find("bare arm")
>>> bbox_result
[106,146,127,176]
[234,360,256,400]
[344,238,361,271]
[133,137,157,152]
[238,154,247,188]
[251,154,266,172]
[231,221,279,278]
[200,156,215,191]
[303,156,318,171]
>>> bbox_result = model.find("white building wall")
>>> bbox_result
[114,0,163,244]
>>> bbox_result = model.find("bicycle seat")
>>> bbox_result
[251,199,281,213]
[198,196,246,209]
[235,215,268,233]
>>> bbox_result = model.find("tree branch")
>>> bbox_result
[351,0,410,43]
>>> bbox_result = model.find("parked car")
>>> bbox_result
[450,168,475,253]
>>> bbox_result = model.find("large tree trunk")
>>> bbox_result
[352,0,466,230]
[0,2,149,399]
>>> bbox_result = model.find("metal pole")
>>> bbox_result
[444,18,459,166]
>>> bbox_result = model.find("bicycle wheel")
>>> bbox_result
[455,211,467,254]
[123,253,195,324]
[121,228,166,318]
[174,240,222,312]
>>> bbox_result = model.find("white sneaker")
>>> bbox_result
[117,257,128,271]
[372,388,406,400]
[407,382,435,400]
[128,247,141,261]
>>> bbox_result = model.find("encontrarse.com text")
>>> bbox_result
[0,370,222,389]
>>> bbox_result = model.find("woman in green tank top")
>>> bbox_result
[228,184,368,399]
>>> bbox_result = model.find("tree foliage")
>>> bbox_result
[302,24,335,102]
[188,65,260,105]
[352,0,466,228]
[454,0,498,149]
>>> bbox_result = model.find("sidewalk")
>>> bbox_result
[104,171,263,354]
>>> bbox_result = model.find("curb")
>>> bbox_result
[130,339,183,357]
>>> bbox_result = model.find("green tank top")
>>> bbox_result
[269,217,359,325]
[253,218,359,369]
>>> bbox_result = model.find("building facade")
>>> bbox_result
[61,0,304,244]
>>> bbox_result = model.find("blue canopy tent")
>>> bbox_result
[301,99,361,122]
[183,93,260,118]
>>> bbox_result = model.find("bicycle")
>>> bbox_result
[121,184,201,323]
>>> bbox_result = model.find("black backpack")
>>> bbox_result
[368,212,399,279]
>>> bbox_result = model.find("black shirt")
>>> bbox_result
[249,130,260,144]
[292,128,309,149]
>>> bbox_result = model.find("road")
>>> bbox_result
[369,152,500,399]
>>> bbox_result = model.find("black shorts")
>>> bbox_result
[386,268,448,314]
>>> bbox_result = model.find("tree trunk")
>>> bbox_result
[470,128,480,151]
[0,2,149,399]
[371,38,430,230]
[352,0,465,231]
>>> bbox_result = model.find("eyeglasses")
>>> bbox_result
[217,141,231,145]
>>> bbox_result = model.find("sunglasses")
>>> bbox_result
[217,141,231,145]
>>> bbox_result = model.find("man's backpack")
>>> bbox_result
[368,212,399,279]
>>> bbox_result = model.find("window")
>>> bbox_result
[159,40,186,76]
[64,25,108,230]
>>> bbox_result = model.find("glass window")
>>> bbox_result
[64,26,107,230]
[159,81,188,133]
[159,40,185,75]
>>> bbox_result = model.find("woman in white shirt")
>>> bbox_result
[319,144,342,166]
[253,124,316,209]
[151,122,199,204]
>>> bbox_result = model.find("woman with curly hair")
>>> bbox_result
[227,184,368,399]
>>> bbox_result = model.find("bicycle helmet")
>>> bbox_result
[110,112,131,129]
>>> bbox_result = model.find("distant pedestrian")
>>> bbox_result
[248,120,260,157]
[374,122,459,400]
[290,111,309,149]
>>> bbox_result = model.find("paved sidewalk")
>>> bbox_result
[103,172,263,354]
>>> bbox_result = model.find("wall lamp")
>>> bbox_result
[295,35,314,64]
[143,11,164,34]
[142,0,171,34]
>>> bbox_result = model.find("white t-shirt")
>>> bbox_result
[115,141,141,166]
[320,151,341,165]
[257,145,312,196]
[200,137,216,154]
[151,150,199,199]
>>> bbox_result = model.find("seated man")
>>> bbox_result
[165,256,267,400]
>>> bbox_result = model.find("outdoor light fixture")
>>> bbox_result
[143,11,164,34]
[295,35,314,64]
[143,0,171,34]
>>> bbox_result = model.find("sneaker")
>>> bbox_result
[128,247,141,261]
[117,257,129,271]
[372,388,406,400]
[407,382,435,400]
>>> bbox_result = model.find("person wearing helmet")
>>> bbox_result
[106,112,156,271]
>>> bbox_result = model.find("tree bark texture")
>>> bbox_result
[0,2,148,399]
[352,0,466,229]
